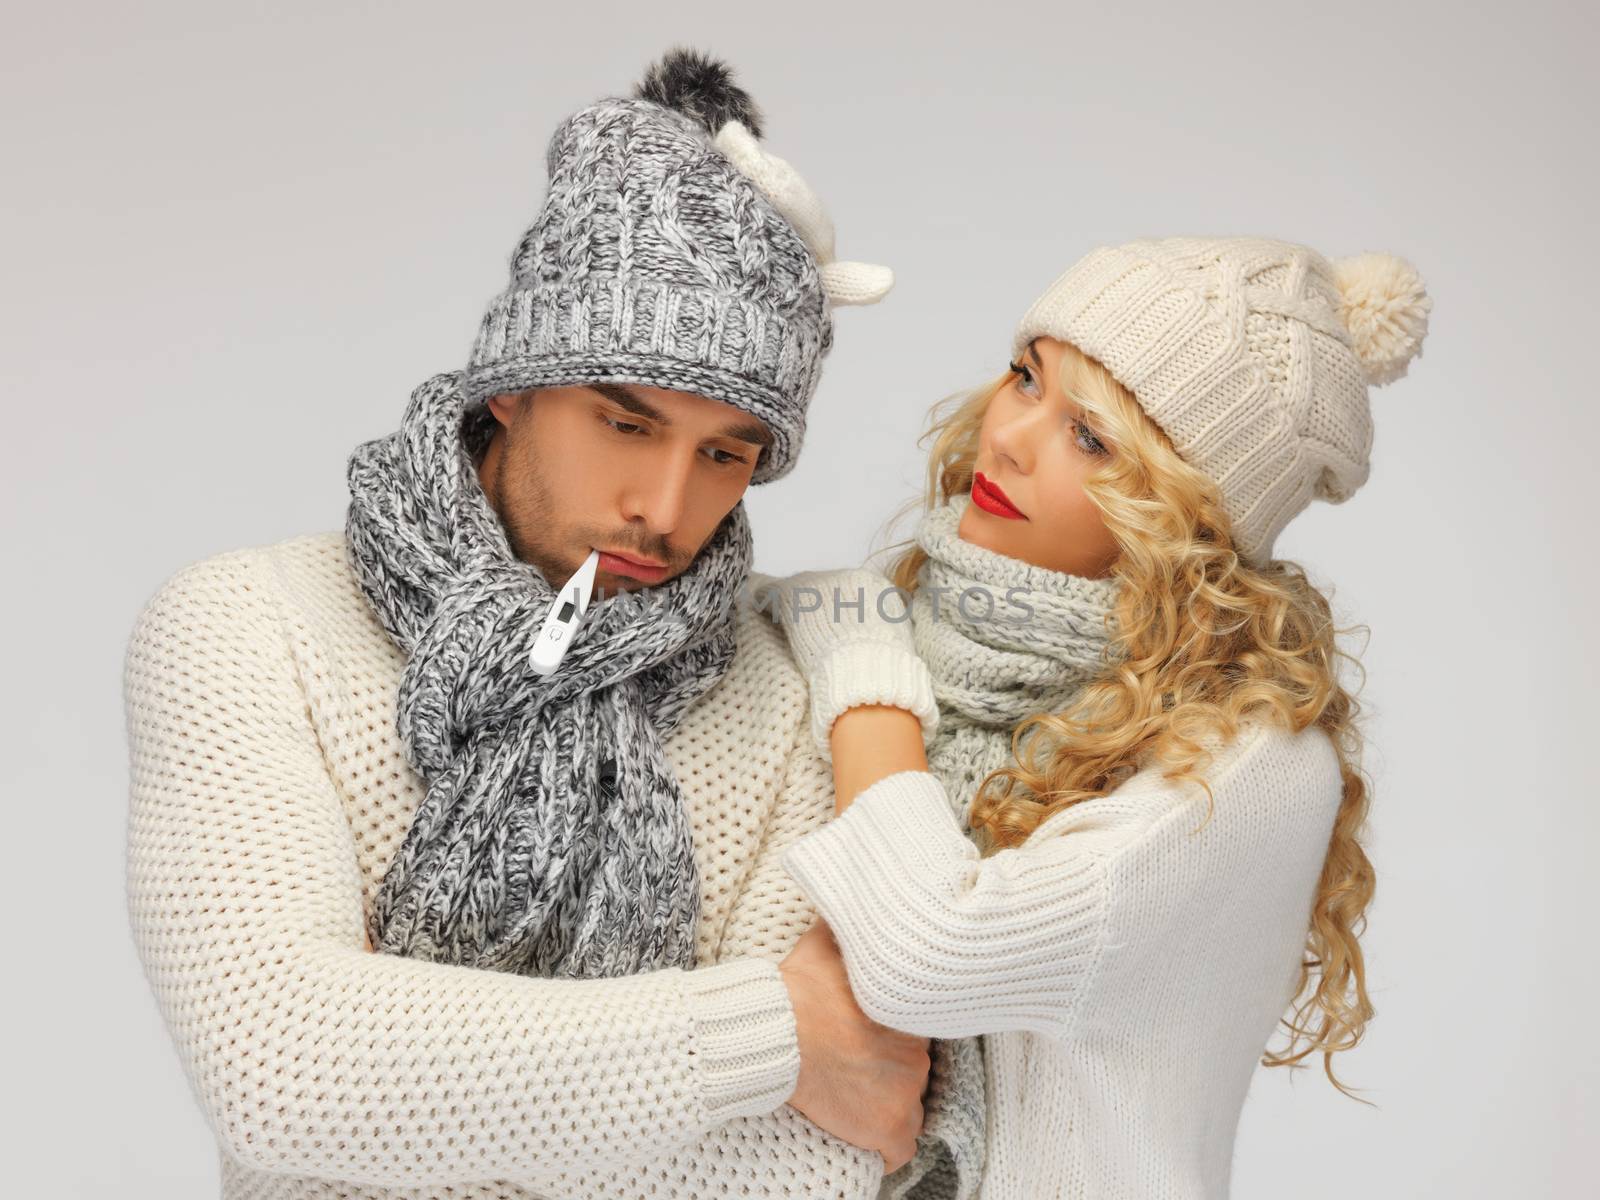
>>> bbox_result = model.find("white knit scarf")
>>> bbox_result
[913,492,1124,828]
[887,492,1124,1200]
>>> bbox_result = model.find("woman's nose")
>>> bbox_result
[989,410,1044,475]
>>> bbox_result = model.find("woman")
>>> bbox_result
[769,235,1432,1197]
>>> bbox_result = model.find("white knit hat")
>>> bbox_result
[1013,235,1432,566]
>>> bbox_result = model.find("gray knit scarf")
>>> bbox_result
[887,492,1124,1200]
[345,370,753,978]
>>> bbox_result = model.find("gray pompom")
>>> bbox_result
[634,46,764,140]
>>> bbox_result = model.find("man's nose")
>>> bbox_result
[618,447,695,536]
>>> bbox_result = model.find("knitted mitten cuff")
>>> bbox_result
[809,638,940,764]
[766,567,940,763]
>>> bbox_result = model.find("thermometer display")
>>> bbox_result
[529,549,601,676]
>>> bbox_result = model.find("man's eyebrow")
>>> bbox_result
[589,381,773,448]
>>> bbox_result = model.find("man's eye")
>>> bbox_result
[601,414,646,435]
[706,447,749,466]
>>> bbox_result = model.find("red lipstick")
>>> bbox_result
[596,549,668,583]
[971,471,1026,520]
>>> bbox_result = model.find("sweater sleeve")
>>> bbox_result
[123,551,801,1192]
[779,769,1110,1040]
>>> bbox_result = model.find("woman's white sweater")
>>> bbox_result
[782,721,1345,1198]
[122,532,886,1199]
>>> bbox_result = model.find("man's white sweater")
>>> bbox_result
[122,531,884,1199]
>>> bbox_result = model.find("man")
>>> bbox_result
[123,49,935,1199]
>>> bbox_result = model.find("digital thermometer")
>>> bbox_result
[529,548,601,676]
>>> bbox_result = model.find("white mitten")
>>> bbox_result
[759,567,939,762]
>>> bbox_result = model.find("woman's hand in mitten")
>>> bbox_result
[759,567,939,762]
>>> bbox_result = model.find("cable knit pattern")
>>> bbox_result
[123,532,884,1199]
[780,494,1348,1197]
[463,74,837,485]
[1011,235,1431,565]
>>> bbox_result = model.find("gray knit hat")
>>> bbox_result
[464,48,892,484]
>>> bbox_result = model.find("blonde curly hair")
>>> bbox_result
[876,352,1378,1102]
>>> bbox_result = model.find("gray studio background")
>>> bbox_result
[4,1,1592,1195]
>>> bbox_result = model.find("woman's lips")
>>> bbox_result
[596,550,668,582]
[972,471,1026,520]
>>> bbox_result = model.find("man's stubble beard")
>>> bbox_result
[485,447,575,589]
[487,436,686,596]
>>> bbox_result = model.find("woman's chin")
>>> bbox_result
[958,503,1015,555]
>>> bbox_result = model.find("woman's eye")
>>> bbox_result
[1073,421,1108,456]
[1008,360,1039,397]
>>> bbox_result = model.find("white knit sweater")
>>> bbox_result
[122,532,885,1199]
[782,723,1344,1198]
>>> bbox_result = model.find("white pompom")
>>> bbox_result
[1331,252,1433,386]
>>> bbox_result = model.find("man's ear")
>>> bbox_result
[486,389,531,428]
